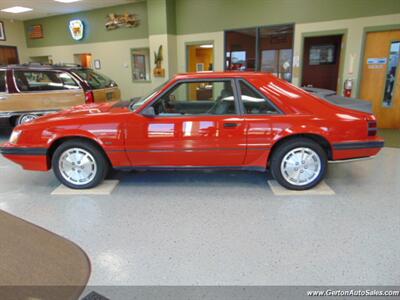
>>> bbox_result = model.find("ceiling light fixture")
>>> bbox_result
[1,6,33,14]
[54,0,81,3]
[200,44,213,48]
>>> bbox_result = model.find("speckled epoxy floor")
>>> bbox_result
[0,130,399,287]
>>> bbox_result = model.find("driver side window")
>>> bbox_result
[151,80,237,116]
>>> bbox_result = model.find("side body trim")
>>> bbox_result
[0,147,47,156]
[332,141,384,150]
[106,147,270,153]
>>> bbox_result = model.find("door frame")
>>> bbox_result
[356,24,400,98]
[299,29,347,93]
[185,40,215,72]
[0,45,19,64]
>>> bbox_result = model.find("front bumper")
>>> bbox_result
[0,143,49,171]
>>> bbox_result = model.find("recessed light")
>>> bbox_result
[1,6,33,14]
[54,0,81,3]
[200,44,213,48]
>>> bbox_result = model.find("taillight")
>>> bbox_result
[85,91,94,104]
[368,120,377,136]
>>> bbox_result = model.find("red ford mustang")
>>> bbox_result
[0,72,383,190]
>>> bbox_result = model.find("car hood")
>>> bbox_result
[31,101,127,124]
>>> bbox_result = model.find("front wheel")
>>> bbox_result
[52,140,109,189]
[270,138,327,190]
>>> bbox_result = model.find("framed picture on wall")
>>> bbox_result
[0,21,6,41]
[28,24,44,39]
[131,48,150,81]
[309,44,336,65]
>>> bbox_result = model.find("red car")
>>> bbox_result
[0,72,383,190]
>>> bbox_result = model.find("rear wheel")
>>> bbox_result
[270,138,327,190]
[52,140,109,189]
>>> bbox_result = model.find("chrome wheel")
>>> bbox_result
[280,147,321,186]
[18,114,38,125]
[58,148,97,186]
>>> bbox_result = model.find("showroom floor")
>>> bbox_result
[0,129,399,289]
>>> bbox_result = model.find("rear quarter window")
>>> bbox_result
[73,69,116,90]
[14,70,80,92]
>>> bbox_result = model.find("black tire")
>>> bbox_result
[52,140,109,189]
[270,138,327,190]
[16,113,39,125]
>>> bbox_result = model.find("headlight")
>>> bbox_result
[9,130,22,144]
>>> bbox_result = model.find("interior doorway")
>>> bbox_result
[0,46,19,64]
[301,35,343,91]
[186,43,214,72]
[186,43,214,99]
[74,53,92,68]
[360,30,400,129]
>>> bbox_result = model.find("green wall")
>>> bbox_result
[147,0,176,34]
[24,2,148,48]
[24,0,400,47]
[175,0,400,34]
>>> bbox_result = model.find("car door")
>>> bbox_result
[10,69,85,112]
[124,78,247,167]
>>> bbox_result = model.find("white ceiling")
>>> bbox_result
[0,0,141,21]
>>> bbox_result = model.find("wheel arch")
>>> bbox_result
[47,136,112,169]
[267,133,333,166]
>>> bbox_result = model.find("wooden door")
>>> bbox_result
[360,30,400,129]
[0,46,19,64]
[302,35,342,91]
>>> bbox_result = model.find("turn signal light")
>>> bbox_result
[85,91,94,104]
[368,120,377,136]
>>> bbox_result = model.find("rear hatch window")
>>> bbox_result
[73,69,117,90]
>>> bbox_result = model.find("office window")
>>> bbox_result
[225,25,294,81]
[225,28,257,71]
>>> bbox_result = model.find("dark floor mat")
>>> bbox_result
[0,210,90,300]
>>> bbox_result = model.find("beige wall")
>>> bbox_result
[175,14,400,97]
[0,19,28,62]
[293,13,400,95]
[26,39,153,99]
[23,34,179,99]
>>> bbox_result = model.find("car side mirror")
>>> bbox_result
[142,106,156,117]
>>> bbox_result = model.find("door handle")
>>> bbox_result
[223,122,239,128]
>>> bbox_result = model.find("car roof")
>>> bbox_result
[173,71,274,80]
[0,63,87,71]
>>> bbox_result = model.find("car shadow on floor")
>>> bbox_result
[109,169,273,189]
[0,127,12,143]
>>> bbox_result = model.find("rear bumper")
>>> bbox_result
[331,139,384,161]
[0,143,49,171]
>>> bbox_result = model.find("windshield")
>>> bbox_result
[130,81,169,111]
[73,69,116,89]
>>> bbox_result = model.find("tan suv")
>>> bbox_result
[0,64,121,126]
